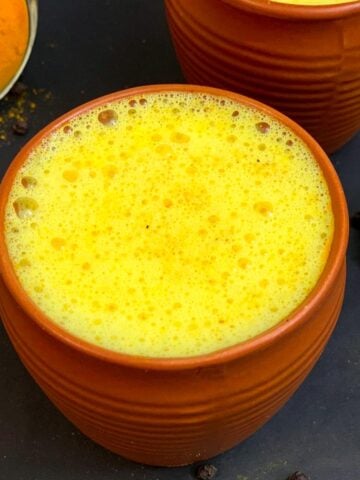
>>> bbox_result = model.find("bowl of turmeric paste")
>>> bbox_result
[0,0,38,99]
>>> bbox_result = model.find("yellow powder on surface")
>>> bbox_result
[0,0,29,92]
[5,92,334,357]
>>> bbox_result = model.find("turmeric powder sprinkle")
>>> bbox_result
[0,81,53,146]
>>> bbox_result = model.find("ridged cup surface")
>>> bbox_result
[0,85,348,466]
[165,0,360,153]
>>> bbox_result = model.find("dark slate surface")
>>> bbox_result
[0,1,359,479]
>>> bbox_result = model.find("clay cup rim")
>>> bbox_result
[222,0,360,20]
[0,84,349,370]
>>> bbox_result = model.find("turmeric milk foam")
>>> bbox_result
[5,92,334,357]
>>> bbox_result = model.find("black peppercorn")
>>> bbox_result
[195,464,218,480]
[10,81,28,97]
[287,472,310,480]
[12,119,29,135]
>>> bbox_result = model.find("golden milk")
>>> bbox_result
[4,92,334,358]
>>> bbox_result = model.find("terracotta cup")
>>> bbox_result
[0,85,348,466]
[165,0,360,154]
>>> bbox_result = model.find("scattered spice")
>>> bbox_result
[195,464,218,480]
[350,211,360,230]
[0,79,52,146]
[12,119,28,135]
[287,472,309,480]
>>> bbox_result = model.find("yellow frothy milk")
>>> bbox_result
[4,91,334,357]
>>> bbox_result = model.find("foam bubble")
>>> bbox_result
[256,122,270,134]
[98,109,118,126]
[21,176,37,189]
[13,197,38,219]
